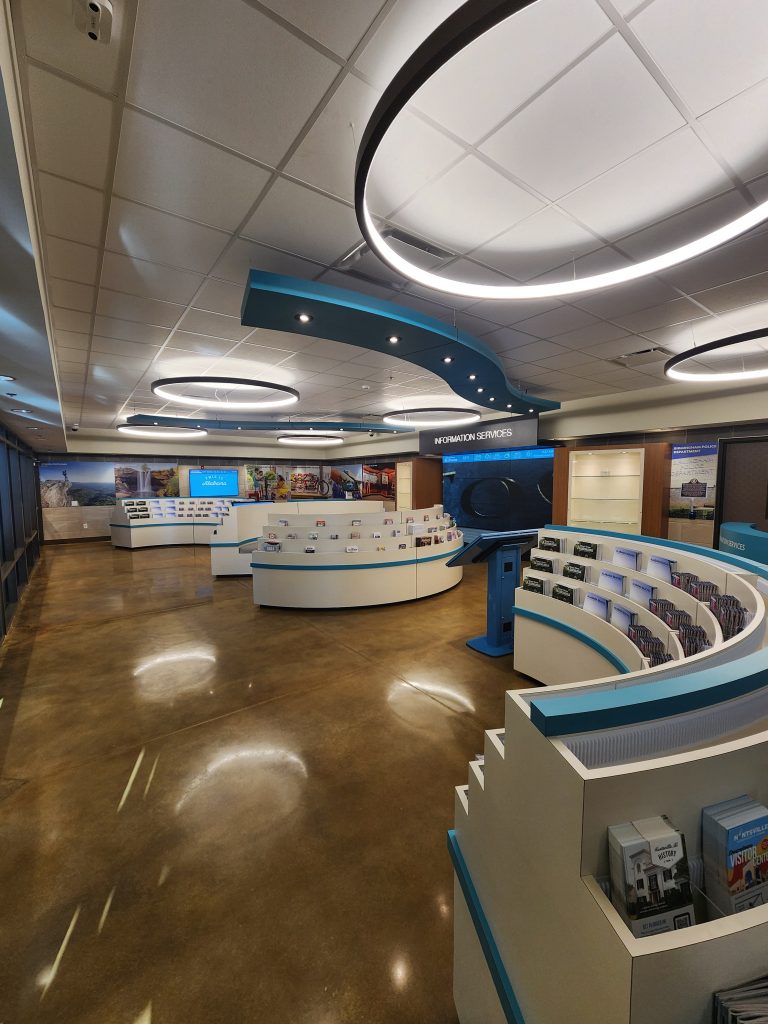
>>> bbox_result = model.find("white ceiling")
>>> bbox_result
[6,0,768,449]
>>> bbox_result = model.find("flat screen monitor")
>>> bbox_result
[189,468,239,498]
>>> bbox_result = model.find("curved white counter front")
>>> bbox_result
[249,505,463,608]
[451,527,768,1024]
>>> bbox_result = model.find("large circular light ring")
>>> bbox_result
[277,434,344,447]
[664,327,768,383]
[152,376,300,410]
[117,424,208,438]
[355,0,768,301]
[382,407,481,428]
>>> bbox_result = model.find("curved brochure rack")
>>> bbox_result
[250,504,463,608]
[453,527,768,1024]
[110,496,236,548]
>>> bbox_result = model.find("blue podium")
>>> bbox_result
[447,530,536,657]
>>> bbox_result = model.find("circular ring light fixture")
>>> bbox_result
[117,424,208,438]
[354,0,768,301]
[382,407,481,428]
[151,376,300,410]
[277,434,344,447]
[664,327,768,383]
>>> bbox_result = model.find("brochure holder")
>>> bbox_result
[447,530,536,657]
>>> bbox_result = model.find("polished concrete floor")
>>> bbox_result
[0,542,534,1024]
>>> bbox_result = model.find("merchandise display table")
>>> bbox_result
[209,499,384,575]
[109,496,237,549]
[249,504,462,608]
[452,526,768,1024]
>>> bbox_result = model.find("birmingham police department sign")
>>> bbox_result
[418,414,538,456]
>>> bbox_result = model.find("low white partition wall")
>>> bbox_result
[210,499,382,575]
[110,496,234,549]
[451,527,768,1024]
[249,504,462,608]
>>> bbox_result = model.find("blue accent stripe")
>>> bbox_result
[111,521,219,529]
[211,536,262,548]
[448,830,525,1024]
[512,607,631,674]
[250,551,457,570]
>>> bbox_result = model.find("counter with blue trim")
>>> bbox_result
[719,520,768,564]
[452,525,768,1024]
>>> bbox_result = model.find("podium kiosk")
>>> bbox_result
[448,530,536,657]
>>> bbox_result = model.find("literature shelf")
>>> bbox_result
[567,449,645,534]
[452,527,768,1024]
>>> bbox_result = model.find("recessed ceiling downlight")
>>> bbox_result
[382,407,480,429]
[151,376,299,410]
[354,0,768,300]
[664,327,768,382]
[277,434,344,447]
[117,424,208,438]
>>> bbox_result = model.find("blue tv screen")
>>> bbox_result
[189,468,239,498]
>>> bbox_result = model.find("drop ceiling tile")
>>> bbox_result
[192,278,248,318]
[394,156,543,253]
[301,339,360,361]
[57,359,89,375]
[613,298,708,334]
[165,334,237,357]
[99,251,204,306]
[106,198,229,274]
[231,343,295,366]
[45,237,100,285]
[96,289,185,328]
[510,339,569,362]
[286,75,380,203]
[583,334,651,359]
[692,272,768,314]
[278,353,345,374]
[27,65,113,189]
[49,278,95,313]
[89,351,154,371]
[474,207,602,281]
[366,111,466,218]
[210,238,324,286]
[659,225,768,294]
[19,0,126,93]
[515,305,600,339]
[114,109,271,232]
[92,317,170,345]
[267,0,385,57]
[242,180,362,265]
[571,276,680,319]
[480,34,685,200]
[91,336,162,359]
[698,77,768,183]
[177,308,253,342]
[52,308,92,333]
[482,326,539,354]
[630,0,768,116]
[38,173,104,246]
[414,0,611,144]
[550,321,631,350]
[354,0,466,89]
[533,350,602,371]
[462,297,561,328]
[54,330,91,351]
[55,347,88,364]
[128,0,338,166]
[560,128,733,241]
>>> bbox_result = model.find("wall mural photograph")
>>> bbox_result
[39,461,116,508]
[115,462,179,500]
[322,463,362,499]
[362,463,396,501]
[442,447,555,533]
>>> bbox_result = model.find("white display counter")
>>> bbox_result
[249,504,463,608]
[209,499,383,575]
[110,496,235,549]
[452,526,768,1024]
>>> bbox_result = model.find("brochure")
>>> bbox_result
[304,546,316,553]
[552,583,577,605]
[611,604,636,634]
[415,536,433,547]
[573,540,599,559]
[598,569,625,595]
[562,562,588,582]
[523,575,548,595]
[583,592,610,620]
[315,520,326,527]
[702,796,768,915]
[629,579,656,608]
[613,546,641,570]
[648,555,676,583]
[345,545,358,553]
[530,556,554,573]
[538,536,561,552]
[608,815,695,937]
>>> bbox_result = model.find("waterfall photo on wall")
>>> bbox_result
[39,461,116,507]
[442,447,555,532]
[114,462,179,499]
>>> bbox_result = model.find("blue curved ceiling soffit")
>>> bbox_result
[240,271,560,415]
[124,414,406,434]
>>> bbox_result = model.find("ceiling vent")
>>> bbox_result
[611,346,673,369]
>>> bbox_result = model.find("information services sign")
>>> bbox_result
[419,415,537,455]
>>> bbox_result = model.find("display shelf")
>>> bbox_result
[565,449,646,537]
[250,504,463,608]
[110,497,234,549]
[452,527,768,1024]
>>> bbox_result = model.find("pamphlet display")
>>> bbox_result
[702,796,768,915]
[552,582,577,604]
[598,569,625,594]
[530,556,555,573]
[583,592,610,620]
[562,562,588,582]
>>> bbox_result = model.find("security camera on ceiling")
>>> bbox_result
[72,0,114,44]
[71,423,79,432]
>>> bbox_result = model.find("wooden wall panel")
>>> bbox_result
[551,448,569,525]
[411,458,443,509]
[42,506,113,541]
